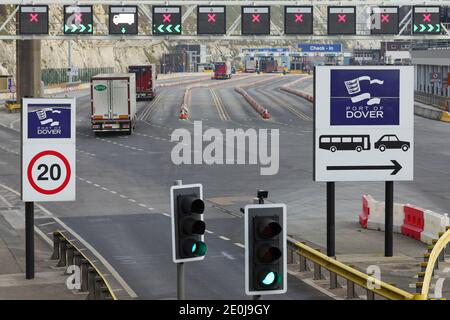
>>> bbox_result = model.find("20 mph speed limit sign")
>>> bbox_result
[22,98,76,202]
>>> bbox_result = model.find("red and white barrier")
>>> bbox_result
[234,87,270,119]
[359,195,449,244]
[421,209,449,244]
[279,76,314,102]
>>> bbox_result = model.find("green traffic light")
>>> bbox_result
[192,241,207,256]
[261,271,276,286]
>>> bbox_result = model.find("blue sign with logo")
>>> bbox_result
[298,44,342,53]
[27,104,71,138]
[242,48,289,53]
[330,69,400,126]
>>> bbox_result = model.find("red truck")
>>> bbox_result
[213,61,232,79]
[128,64,156,100]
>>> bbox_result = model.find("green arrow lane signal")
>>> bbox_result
[174,24,181,33]
[436,24,441,32]
[79,24,86,33]
[64,24,69,33]
[413,24,418,32]
[88,24,93,33]
[121,27,126,34]
[72,24,78,33]
[428,24,434,32]
[158,24,164,33]
[420,24,426,33]
[167,24,172,33]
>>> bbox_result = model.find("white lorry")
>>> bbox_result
[91,73,137,135]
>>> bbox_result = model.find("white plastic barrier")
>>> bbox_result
[421,210,450,244]
[366,196,404,233]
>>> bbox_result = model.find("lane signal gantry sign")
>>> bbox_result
[153,6,182,35]
[370,6,399,35]
[241,6,270,35]
[284,6,313,35]
[327,6,356,35]
[64,5,94,34]
[19,5,49,35]
[22,98,76,202]
[314,66,414,182]
[109,6,138,35]
[412,6,441,34]
[197,5,226,35]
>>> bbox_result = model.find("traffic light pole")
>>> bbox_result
[252,194,265,300]
[177,262,186,300]
[174,180,186,300]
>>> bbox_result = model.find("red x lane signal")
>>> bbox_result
[338,14,346,23]
[295,14,303,23]
[163,14,171,23]
[381,14,390,23]
[422,13,431,22]
[252,14,260,23]
[29,13,39,22]
[208,13,216,23]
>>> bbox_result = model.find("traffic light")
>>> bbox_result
[171,183,206,263]
[245,203,286,295]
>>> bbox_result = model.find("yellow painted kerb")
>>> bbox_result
[440,111,450,123]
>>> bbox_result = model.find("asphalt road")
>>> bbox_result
[0,73,448,299]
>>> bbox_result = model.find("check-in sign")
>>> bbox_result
[314,66,414,182]
[22,98,76,202]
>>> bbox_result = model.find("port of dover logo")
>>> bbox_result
[330,69,400,125]
[27,104,71,138]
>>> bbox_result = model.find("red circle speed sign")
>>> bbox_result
[27,150,71,195]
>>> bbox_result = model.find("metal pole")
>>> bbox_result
[327,182,335,257]
[385,181,394,257]
[68,40,73,83]
[254,193,264,300]
[177,262,185,300]
[25,201,34,279]
[174,179,185,300]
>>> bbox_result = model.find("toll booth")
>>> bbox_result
[412,49,450,97]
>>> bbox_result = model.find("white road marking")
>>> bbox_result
[234,243,245,249]
[221,251,236,260]
[0,182,138,298]
[219,236,230,241]
[139,203,147,208]
[205,230,214,234]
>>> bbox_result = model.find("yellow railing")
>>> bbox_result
[288,237,421,300]
[418,227,450,299]
[55,231,118,300]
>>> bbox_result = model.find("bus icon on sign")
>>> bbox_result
[319,135,371,152]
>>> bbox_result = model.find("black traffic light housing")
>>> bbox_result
[245,204,287,295]
[171,184,206,263]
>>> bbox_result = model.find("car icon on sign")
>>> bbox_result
[374,134,410,152]
[113,14,135,25]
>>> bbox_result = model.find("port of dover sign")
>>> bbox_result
[314,66,414,182]
[22,98,76,201]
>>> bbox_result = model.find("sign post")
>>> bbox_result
[314,66,414,257]
[21,98,76,278]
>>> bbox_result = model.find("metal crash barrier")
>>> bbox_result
[416,226,450,299]
[287,236,420,300]
[51,231,117,300]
